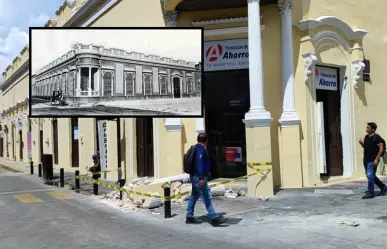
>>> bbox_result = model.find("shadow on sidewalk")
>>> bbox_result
[197,212,243,227]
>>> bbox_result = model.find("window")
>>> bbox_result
[144,74,152,95]
[186,77,192,94]
[126,73,134,95]
[81,74,88,91]
[160,75,167,95]
[103,72,112,96]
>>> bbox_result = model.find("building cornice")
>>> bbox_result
[0,61,29,92]
[63,0,109,27]
[192,17,248,26]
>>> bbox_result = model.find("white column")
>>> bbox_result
[278,0,300,126]
[88,67,92,96]
[76,68,81,96]
[244,0,272,127]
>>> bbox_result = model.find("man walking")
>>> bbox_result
[186,133,226,225]
[359,122,387,199]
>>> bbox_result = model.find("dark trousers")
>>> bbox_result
[365,162,386,195]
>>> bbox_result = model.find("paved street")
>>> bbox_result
[3,164,387,248]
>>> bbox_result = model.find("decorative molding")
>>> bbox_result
[352,60,365,88]
[278,0,295,12]
[247,0,260,3]
[163,11,178,27]
[312,31,351,51]
[297,16,368,41]
[164,118,183,131]
[195,118,205,134]
[303,52,318,84]
[192,17,248,26]
[204,26,264,37]
[243,110,273,127]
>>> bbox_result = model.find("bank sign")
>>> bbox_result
[315,66,338,91]
[204,39,249,71]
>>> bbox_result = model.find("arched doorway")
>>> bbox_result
[173,77,181,98]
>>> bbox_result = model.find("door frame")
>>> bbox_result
[136,118,154,177]
[309,64,355,177]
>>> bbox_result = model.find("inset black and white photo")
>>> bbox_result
[29,28,203,117]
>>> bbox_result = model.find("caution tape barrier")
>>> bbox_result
[75,162,272,201]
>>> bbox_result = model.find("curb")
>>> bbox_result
[0,164,25,173]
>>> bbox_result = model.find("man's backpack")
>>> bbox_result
[183,145,196,174]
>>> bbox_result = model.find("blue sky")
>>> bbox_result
[0,0,64,79]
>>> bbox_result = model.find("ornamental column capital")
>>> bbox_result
[163,11,178,27]
[278,0,295,13]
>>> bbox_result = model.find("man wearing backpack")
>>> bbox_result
[359,122,387,199]
[185,133,226,225]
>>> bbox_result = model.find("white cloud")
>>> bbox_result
[0,27,29,75]
[29,13,50,27]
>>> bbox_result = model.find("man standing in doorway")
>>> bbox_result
[359,122,387,199]
[186,133,226,225]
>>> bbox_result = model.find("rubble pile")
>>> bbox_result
[102,177,162,211]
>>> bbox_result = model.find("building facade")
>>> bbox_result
[32,43,201,102]
[0,46,31,163]
[2,0,386,197]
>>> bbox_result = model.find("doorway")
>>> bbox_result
[53,120,58,165]
[71,118,79,167]
[40,130,43,162]
[316,66,343,176]
[173,78,181,98]
[136,118,154,177]
[19,130,23,161]
[12,126,15,160]
[204,70,250,178]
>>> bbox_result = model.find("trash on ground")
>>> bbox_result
[340,220,360,227]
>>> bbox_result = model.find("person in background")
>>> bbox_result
[359,122,387,199]
[88,152,101,179]
[185,133,226,225]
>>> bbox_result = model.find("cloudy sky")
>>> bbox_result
[31,29,201,75]
[0,0,63,80]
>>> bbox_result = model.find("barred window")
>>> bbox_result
[126,73,134,95]
[144,74,152,95]
[160,75,167,95]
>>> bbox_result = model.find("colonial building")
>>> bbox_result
[0,45,31,162]
[2,0,385,197]
[32,43,201,103]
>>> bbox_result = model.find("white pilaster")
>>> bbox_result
[195,118,205,134]
[163,10,182,129]
[278,0,300,127]
[76,68,81,96]
[244,0,272,127]
[88,67,92,96]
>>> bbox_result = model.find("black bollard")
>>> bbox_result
[164,184,172,219]
[30,161,34,175]
[60,168,64,187]
[119,179,126,200]
[38,164,42,177]
[75,170,80,192]
[93,174,98,196]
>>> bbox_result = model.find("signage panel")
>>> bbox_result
[225,147,243,163]
[204,39,249,71]
[315,66,338,91]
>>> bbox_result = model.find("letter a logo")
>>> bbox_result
[205,44,223,62]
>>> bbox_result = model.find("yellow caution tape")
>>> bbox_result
[75,162,272,201]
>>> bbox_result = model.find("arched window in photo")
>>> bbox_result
[159,75,167,95]
[125,73,135,95]
[103,71,112,96]
[144,74,152,95]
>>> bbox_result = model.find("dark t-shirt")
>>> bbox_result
[363,134,383,164]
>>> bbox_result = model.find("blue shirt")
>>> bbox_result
[194,144,211,180]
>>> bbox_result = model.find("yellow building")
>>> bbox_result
[1,0,386,196]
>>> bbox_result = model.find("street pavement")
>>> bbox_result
[3,164,387,248]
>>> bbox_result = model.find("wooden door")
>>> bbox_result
[53,120,58,165]
[40,130,43,161]
[173,78,181,98]
[0,137,3,157]
[71,118,79,167]
[19,130,23,161]
[136,118,154,177]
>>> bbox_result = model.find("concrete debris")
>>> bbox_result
[340,220,360,227]
[259,197,269,201]
[237,189,247,197]
[142,198,163,209]
[211,185,226,196]
[130,177,153,186]
[224,189,238,199]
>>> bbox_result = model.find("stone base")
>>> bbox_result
[245,125,274,197]
[280,125,303,188]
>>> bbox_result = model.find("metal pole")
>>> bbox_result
[117,117,122,182]
[60,168,64,187]
[38,163,42,177]
[30,161,34,175]
[93,174,98,195]
[75,170,80,192]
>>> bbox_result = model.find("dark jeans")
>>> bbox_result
[186,176,218,220]
[365,162,386,195]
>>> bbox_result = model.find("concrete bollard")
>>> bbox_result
[163,183,172,219]
[38,164,42,177]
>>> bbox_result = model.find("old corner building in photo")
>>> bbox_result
[1,0,386,197]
